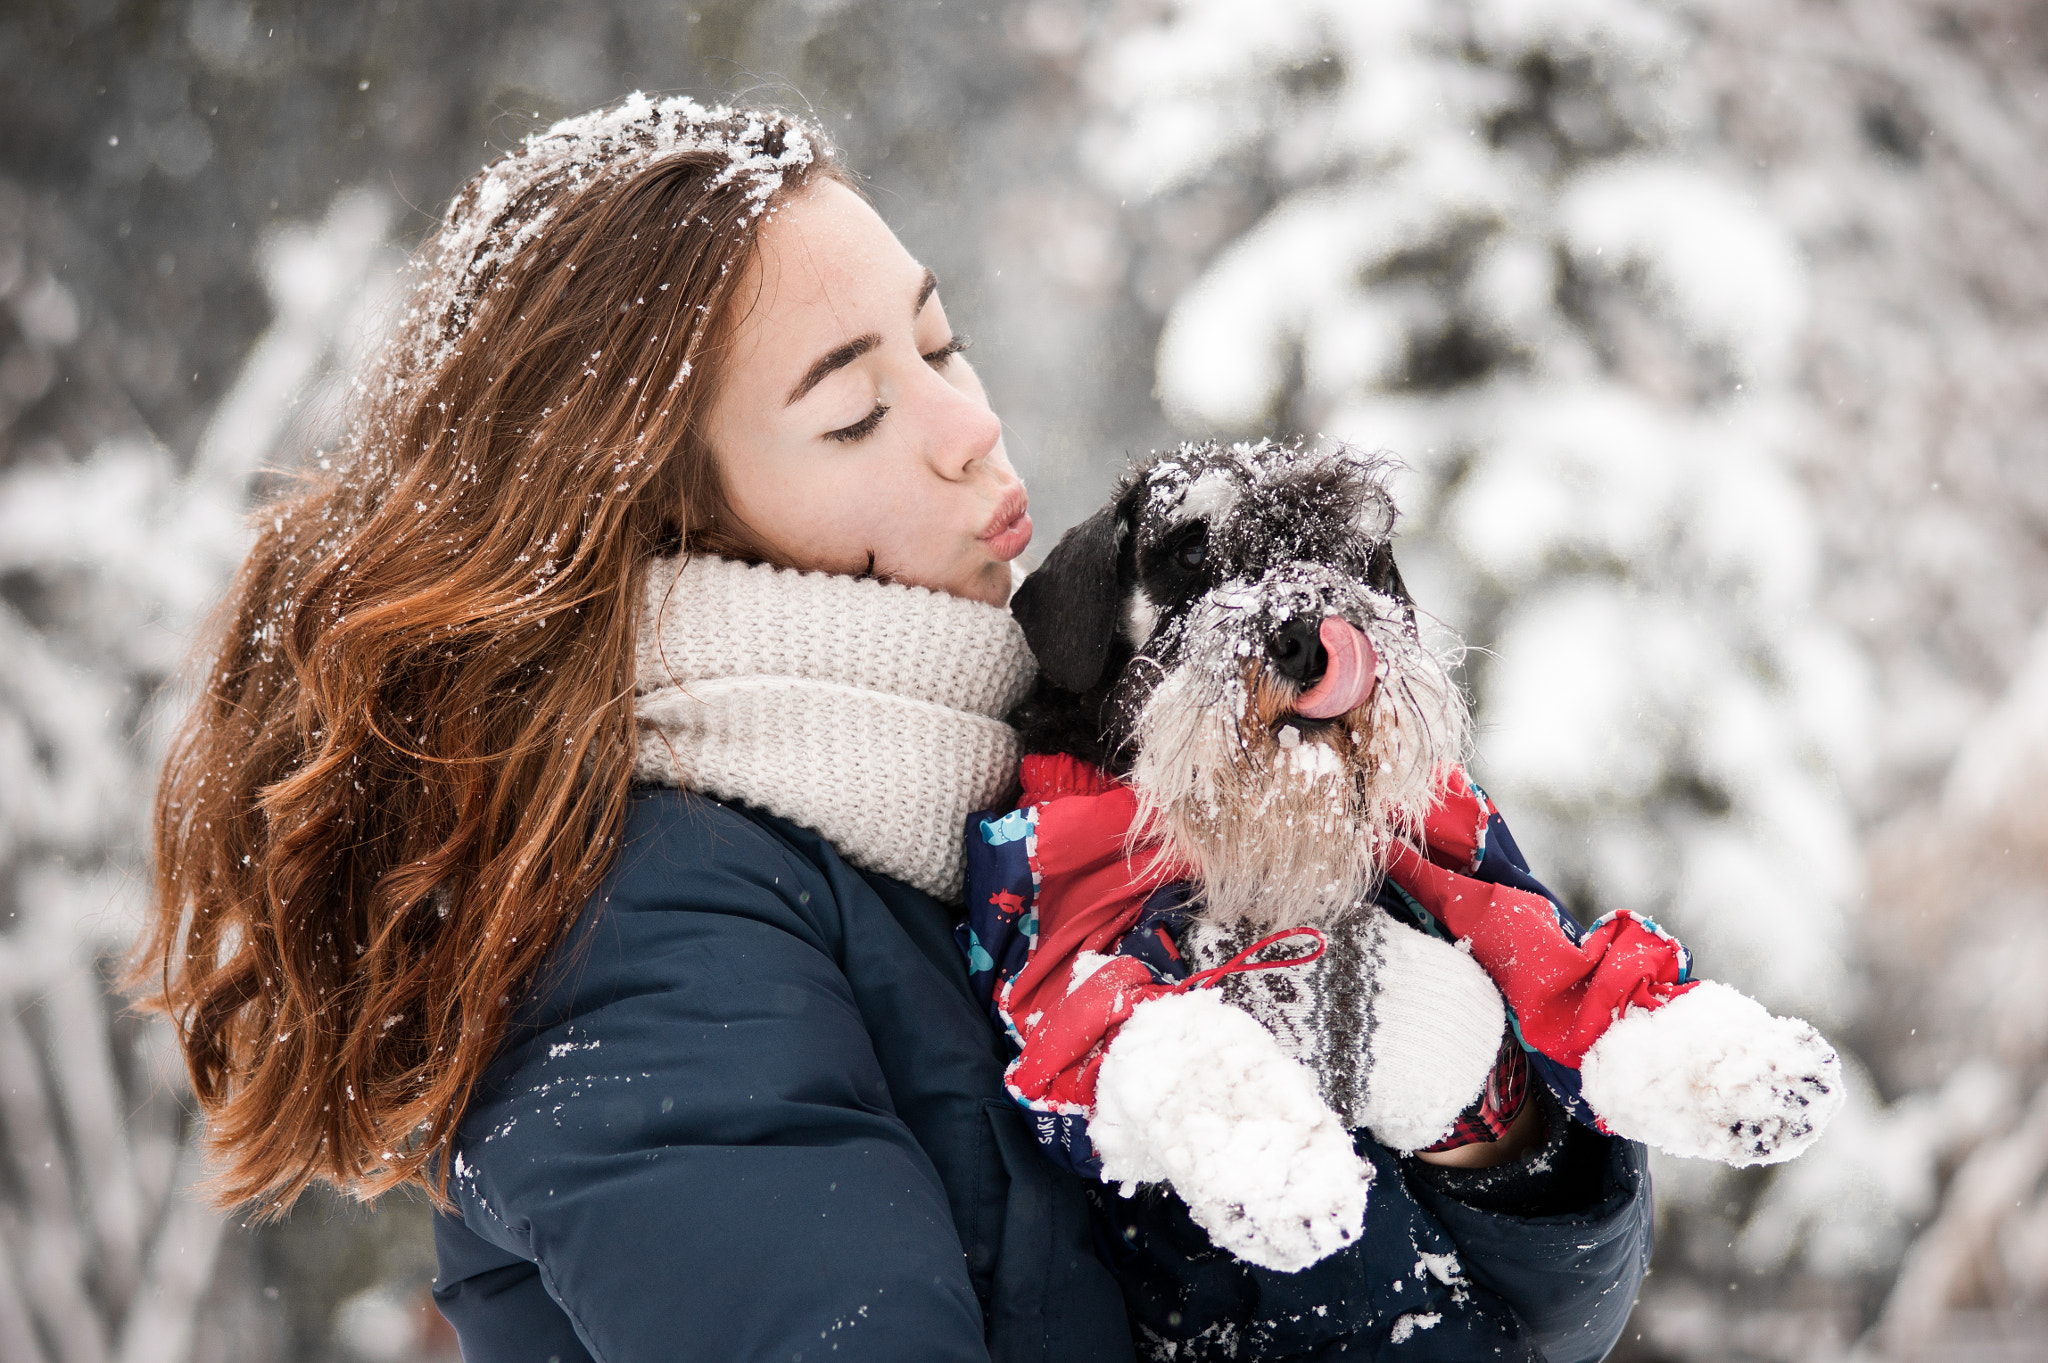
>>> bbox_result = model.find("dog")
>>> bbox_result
[978,437,1843,1273]
[982,438,1507,1271]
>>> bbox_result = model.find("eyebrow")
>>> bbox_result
[782,269,943,408]
[785,333,879,407]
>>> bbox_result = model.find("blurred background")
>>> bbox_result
[1,0,2045,1359]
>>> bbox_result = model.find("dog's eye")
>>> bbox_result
[1176,537,1208,570]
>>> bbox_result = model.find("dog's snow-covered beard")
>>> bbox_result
[1011,440,1471,930]
[1127,563,1469,928]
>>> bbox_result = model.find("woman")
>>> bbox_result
[140,97,1647,1362]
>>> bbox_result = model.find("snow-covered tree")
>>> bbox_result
[0,178,399,1363]
[1680,4,2048,1347]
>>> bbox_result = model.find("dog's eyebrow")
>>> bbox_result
[785,333,881,407]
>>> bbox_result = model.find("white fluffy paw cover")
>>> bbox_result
[1357,924,1506,1153]
[1090,989,1374,1272]
[1578,980,1846,1165]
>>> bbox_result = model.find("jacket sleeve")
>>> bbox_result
[432,1215,596,1363]
[441,797,990,1363]
[1404,1089,1653,1363]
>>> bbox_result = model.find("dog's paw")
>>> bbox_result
[1357,922,1507,1152]
[1579,980,1846,1166]
[1092,990,1372,1272]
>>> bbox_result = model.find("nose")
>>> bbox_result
[921,372,1002,481]
[1269,617,1329,686]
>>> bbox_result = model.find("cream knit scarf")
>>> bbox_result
[632,554,1037,901]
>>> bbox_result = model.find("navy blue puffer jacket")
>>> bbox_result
[430,789,1651,1361]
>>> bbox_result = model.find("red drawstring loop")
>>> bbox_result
[1174,926,1327,993]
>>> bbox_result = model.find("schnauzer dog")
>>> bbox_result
[996,438,1842,1270]
[996,439,1507,1272]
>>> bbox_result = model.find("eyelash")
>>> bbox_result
[822,335,973,443]
[825,405,889,443]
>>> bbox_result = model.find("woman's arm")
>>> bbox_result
[1403,1087,1653,1363]
[433,1225,596,1362]
[437,797,990,1363]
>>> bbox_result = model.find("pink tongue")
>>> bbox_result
[1294,618,1379,720]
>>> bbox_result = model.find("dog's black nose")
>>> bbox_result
[1269,617,1329,686]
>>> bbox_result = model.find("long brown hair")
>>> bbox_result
[136,98,848,1213]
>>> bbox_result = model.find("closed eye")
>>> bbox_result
[826,337,969,443]
[923,334,969,366]
[825,402,890,443]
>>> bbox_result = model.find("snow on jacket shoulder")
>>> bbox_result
[431,788,1134,1363]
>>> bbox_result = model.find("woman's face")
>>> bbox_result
[704,180,1031,607]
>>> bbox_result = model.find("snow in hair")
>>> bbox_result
[410,94,821,371]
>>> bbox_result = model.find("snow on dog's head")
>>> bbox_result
[1011,439,1470,928]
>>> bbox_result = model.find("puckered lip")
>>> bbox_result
[979,485,1029,540]
[979,486,1033,560]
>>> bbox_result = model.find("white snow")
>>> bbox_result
[1277,735,1345,784]
[1480,586,1858,1020]
[1177,467,1242,523]
[1091,989,1372,1273]
[1413,1250,1461,1285]
[332,1285,424,1363]
[413,95,817,372]
[1579,981,1846,1165]
[1066,951,1116,994]
[196,189,403,488]
[0,172,402,1361]
[1943,615,2048,831]
[1735,1058,2018,1281]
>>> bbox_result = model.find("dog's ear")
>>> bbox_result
[1012,501,1125,694]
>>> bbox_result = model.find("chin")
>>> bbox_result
[926,558,1006,607]
[961,560,1013,607]
[883,557,999,606]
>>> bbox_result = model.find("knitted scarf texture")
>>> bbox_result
[632,553,1037,900]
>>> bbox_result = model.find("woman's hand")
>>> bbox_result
[1413,1092,1546,1169]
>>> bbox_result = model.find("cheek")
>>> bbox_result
[770,468,872,544]
[863,474,965,561]
[714,434,864,568]
[780,459,941,563]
